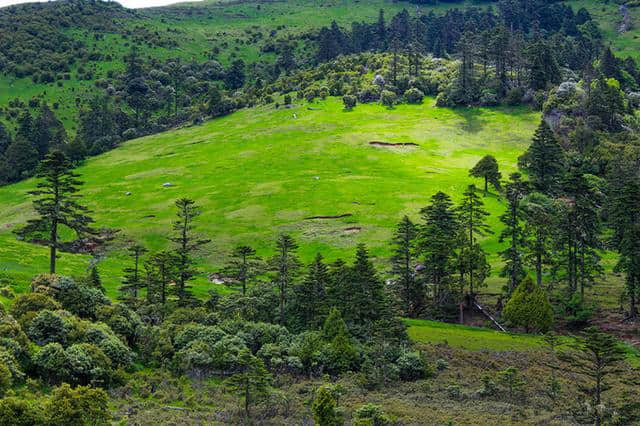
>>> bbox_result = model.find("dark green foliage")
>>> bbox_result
[469,155,501,194]
[222,245,261,296]
[390,216,421,317]
[269,234,301,325]
[3,137,38,183]
[418,192,460,308]
[27,310,70,346]
[144,251,178,309]
[499,173,528,294]
[15,150,97,274]
[169,198,210,306]
[521,192,559,287]
[10,292,60,329]
[503,276,553,333]
[119,244,148,305]
[290,254,330,331]
[54,277,110,320]
[457,184,492,295]
[518,120,565,193]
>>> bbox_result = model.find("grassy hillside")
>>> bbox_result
[568,0,640,61]
[0,97,540,297]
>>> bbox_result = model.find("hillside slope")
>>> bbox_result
[0,97,539,295]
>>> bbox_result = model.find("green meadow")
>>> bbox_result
[0,97,540,297]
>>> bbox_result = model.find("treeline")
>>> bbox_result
[0,0,135,79]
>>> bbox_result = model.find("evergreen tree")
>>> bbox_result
[526,39,560,91]
[390,216,420,317]
[15,150,96,274]
[607,159,640,320]
[457,184,493,295]
[32,104,67,160]
[499,173,528,294]
[4,137,38,182]
[561,169,603,296]
[223,245,261,295]
[86,264,104,293]
[522,192,559,287]
[518,120,565,193]
[269,234,301,325]
[290,254,330,331]
[503,276,553,333]
[312,385,342,426]
[376,9,386,50]
[469,155,501,194]
[224,349,272,419]
[225,59,246,90]
[347,244,388,328]
[169,198,210,306]
[558,328,626,426]
[119,244,148,304]
[144,251,177,309]
[418,192,460,306]
[0,122,10,155]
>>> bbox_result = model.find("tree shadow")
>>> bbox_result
[451,108,488,134]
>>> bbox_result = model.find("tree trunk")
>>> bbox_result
[50,219,58,274]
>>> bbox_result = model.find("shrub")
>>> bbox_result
[55,277,110,319]
[46,384,110,426]
[354,403,392,426]
[380,90,396,107]
[0,363,10,396]
[64,343,112,386]
[283,94,292,105]
[33,343,69,385]
[404,87,424,104]
[396,351,430,381]
[505,87,524,106]
[342,95,357,110]
[27,310,70,346]
[10,293,60,328]
[0,397,46,426]
[312,385,342,426]
[503,276,553,333]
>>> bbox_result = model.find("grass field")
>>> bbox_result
[0,96,540,297]
[406,318,640,366]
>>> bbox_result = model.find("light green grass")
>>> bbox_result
[406,318,640,366]
[405,318,545,351]
[0,97,540,296]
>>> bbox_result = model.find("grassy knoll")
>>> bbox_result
[0,97,540,296]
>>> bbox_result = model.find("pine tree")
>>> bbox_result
[418,192,461,305]
[376,9,386,50]
[119,244,148,304]
[144,251,177,309]
[223,245,261,295]
[348,244,388,328]
[558,328,626,426]
[86,264,104,293]
[15,150,96,274]
[290,254,330,331]
[224,349,272,419]
[457,184,493,295]
[0,122,10,155]
[522,192,559,287]
[606,159,640,320]
[469,155,502,194]
[390,216,420,317]
[518,120,565,193]
[169,198,210,306]
[503,276,553,333]
[4,137,38,182]
[499,173,529,294]
[269,234,301,325]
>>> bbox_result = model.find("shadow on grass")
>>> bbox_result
[451,108,488,134]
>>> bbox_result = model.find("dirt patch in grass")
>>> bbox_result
[141,215,156,219]
[369,141,419,147]
[304,213,353,220]
[343,226,361,234]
